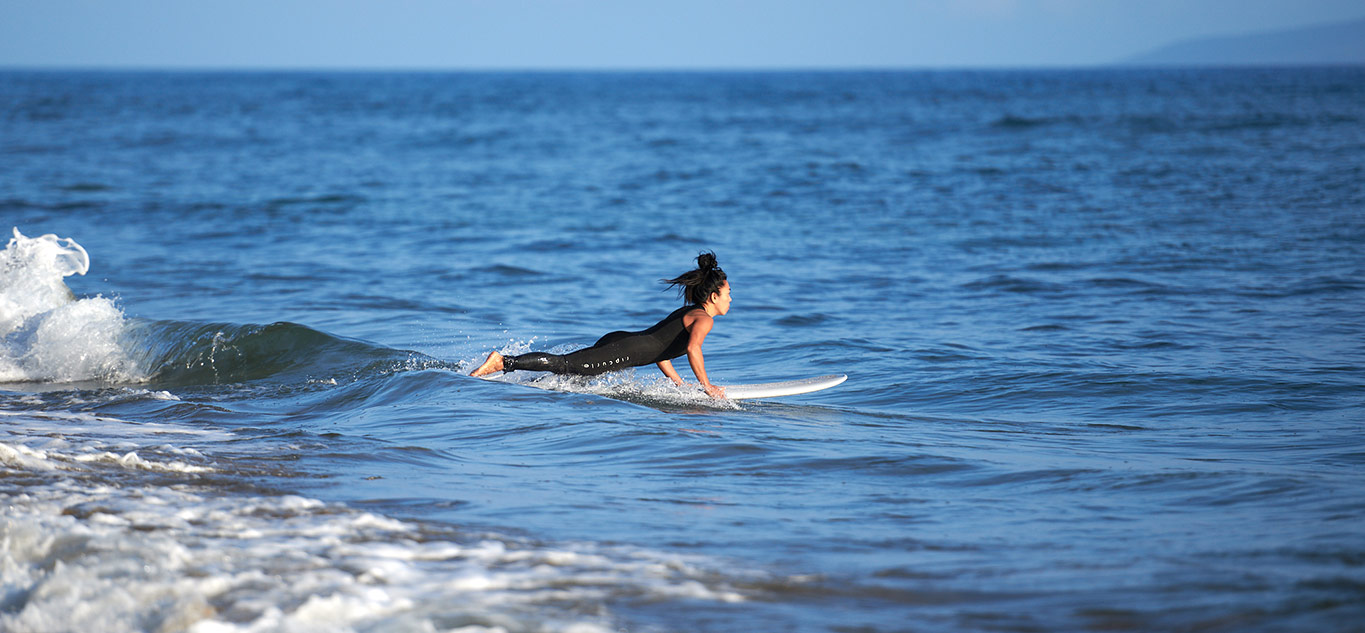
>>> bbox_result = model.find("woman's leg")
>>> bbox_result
[472,331,651,378]
[503,352,573,374]
[471,350,575,376]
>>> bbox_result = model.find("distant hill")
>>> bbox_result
[1123,16,1365,66]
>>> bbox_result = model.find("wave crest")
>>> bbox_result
[1,228,138,384]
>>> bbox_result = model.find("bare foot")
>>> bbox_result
[470,351,505,377]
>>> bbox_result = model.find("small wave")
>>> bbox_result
[1084,277,1168,291]
[57,182,114,193]
[1122,113,1319,135]
[646,137,682,148]
[1235,276,1364,299]
[962,274,1067,295]
[992,114,1081,129]
[415,128,514,149]
[264,193,366,208]
[74,448,215,473]
[1201,114,1304,133]
[0,438,213,475]
[774,313,834,327]
[1121,114,1180,134]
[652,232,707,244]
[478,264,546,277]
[522,238,578,251]
[126,319,444,387]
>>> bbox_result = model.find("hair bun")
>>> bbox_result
[663,251,726,305]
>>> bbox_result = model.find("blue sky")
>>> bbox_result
[2,0,1363,69]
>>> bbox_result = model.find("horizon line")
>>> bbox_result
[4,62,1363,74]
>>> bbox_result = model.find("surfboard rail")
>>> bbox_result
[723,374,847,400]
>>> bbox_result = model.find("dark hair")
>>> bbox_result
[662,251,727,306]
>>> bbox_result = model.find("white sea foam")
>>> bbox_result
[0,476,752,633]
[527,370,743,410]
[0,439,214,475]
[0,228,142,384]
[0,411,758,633]
[0,406,225,442]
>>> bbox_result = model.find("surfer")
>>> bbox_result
[470,252,731,397]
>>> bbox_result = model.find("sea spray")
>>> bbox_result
[0,228,89,336]
[0,228,138,383]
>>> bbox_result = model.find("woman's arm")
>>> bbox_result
[656,359,684,385]
[684,313,725,398]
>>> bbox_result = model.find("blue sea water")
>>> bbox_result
[2,69,1364,632]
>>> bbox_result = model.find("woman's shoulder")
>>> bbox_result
[643,305,703,334]
[665,304,702,318]
[681,307,713,328]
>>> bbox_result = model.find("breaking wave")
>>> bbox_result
[0,228,446,388]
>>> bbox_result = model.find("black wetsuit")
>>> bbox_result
[502,305,698,376]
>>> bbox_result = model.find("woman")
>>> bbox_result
[471,252,731,398]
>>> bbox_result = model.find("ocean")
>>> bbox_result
[2,68,1363,632]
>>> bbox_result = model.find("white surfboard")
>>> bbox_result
[724,374,847,400]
